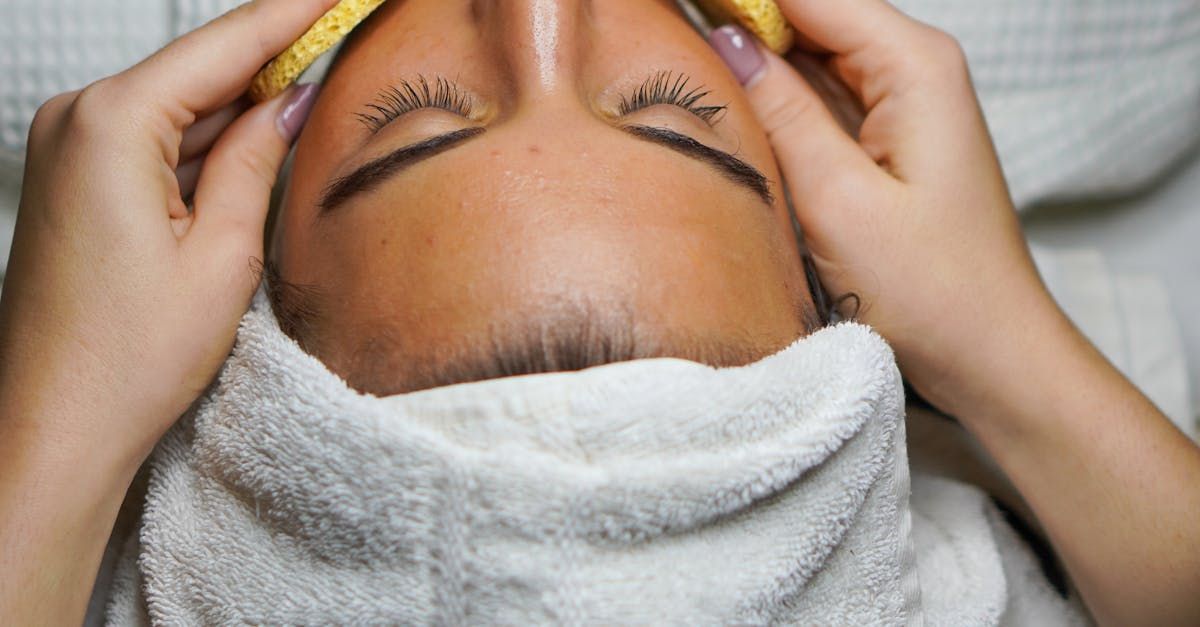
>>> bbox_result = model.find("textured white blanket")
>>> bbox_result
[106,290,922,624]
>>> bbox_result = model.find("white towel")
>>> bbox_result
[909,473,1090,627]
[104,289,924,625]
[100,289,1094,625]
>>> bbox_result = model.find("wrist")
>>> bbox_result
[0,376,153,486]
[902,282,1091,435]
[0,400,140,627]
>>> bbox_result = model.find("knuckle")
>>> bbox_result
[247,3,274,62]
[234,147,282,190]
[918,27,970,77]
[64,79,123,133]
[221,1,272,61]
[757,90,819,138]
[33,92,75,123]
[28,92,75,142]
[66,77,159,142]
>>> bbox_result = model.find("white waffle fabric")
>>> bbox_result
[3,0,1200,267]
[4,0,1199,206]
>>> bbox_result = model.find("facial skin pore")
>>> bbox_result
[271,0,818,395]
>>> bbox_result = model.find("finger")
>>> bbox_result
[786,51,865,140]
[181,100,249,162]
[176,157,205,202]
[188,84,318,266]
[791,31,825,55]
[773,0,928,106]
[120,0,337,117]
[709,25,883,205]
[774,0,918,55]
[774,0,997,185]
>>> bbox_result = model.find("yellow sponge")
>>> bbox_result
[691,0,795,54]
[249,0,792,102]
[249,0,387,103]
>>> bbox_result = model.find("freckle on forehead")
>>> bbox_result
[528,145,541,154]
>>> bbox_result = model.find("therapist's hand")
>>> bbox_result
[713,6,1200,626]
[0,0,332,470]
[708,1,1057,415]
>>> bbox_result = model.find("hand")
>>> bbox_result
[712,7,1200,624]
[0,0,333,471]
[708,1,1060,416]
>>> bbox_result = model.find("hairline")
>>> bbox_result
[264,261,822,396]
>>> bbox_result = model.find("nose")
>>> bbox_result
[479,0,591,103]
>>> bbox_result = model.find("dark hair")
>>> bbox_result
[262,260,323,353]
[263,46,848,391]
[785,179,857,326]
[262,247,840,396]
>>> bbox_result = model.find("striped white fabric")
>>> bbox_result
[0,0,241,278]
[895,0,1200,209]
[2,0,1198,203]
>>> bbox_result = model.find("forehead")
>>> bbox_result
[267,0,815,394]
[331,293,787,397]
[285,127,786,326]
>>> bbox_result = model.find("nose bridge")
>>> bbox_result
[490,0,588,100]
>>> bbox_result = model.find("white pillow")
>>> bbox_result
[894,0,1200,209]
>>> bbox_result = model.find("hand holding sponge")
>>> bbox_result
[249,0,794,103]
[690,0,794,54]
[249,0,386,102]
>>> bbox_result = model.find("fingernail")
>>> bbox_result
[709,25,766,86]
[277,83,319,142]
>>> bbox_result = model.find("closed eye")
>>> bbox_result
[356,75,477,133]
[617,71,728,126]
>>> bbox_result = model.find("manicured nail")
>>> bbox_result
[277,83,319,142]
[709,25,766,86]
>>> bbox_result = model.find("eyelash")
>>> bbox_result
[618,71,727,125]
[356,75,475,132]
[358,71,727,133]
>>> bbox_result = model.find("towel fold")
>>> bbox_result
[100,288,1099,625]
[106,289,922,625]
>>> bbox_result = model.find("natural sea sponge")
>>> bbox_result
[249,0,795,102]
[690,0,795,54]
[249,0,387,103]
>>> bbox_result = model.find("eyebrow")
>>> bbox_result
[317,124,774,214]
[620,125,774,205]
[319,127,487,214]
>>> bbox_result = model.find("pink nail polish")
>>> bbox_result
[277,84,319,142]
[709,25,767,86]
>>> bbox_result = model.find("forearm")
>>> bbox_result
[0,405,142,625]
[931,296,1200,626]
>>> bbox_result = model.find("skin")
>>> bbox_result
[0,0,1197,625]
[272,0,814,394]
[737,3,1200,624]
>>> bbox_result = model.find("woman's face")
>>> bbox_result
[273,0,818,395]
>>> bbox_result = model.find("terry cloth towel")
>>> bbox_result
[105,288,922,625]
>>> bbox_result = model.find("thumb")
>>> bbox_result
[708,25,880,206]
[189,83,319,258]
